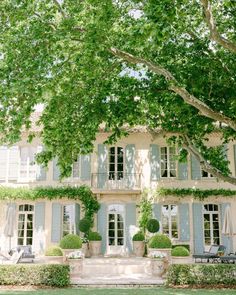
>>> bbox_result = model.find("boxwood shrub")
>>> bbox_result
[167,264,236,286]
[88,231,102,241]
[0,264,70,287]
[171,246,190,257]
[45,246,63,256]
[59,234,82,249]
[148,234,172,249]
[132,231,145,241]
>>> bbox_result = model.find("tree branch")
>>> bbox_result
[110,47,236,131]
[201,0,236,53]
[182,135,236,185]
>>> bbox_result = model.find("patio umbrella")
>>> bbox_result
[4,205,16,250]
[222,205,235,253]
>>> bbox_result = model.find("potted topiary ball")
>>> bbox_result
[79,218,92,258]
[147,219,160,234]
[132,231,145,257]
[88,231,102,257]
[148,233,172,260]
[171,246,191,264]
[44,246,63,264]
[59,234,82,261]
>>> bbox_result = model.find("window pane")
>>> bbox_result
[117,238,124,245]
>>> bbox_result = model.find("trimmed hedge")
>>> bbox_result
[167,264,236,286]
[171,246,190,257]
[0,264,70,287]
[148,234,172,249]
[88,231,102,241]
[45,246,63,256]
[59,234,82,249]
[172,244,190,251]
[132,231,145,241]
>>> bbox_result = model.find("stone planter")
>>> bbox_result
[148,248,172,261]
[171,256,192,264]
[62,249,79,262]
[81,243,91,258]
[68,259,83,277]
[89,241,102,257]
[150,259,166,277]
[133,241,145,257]
[44,256,64,264]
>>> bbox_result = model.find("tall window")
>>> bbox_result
[20,147,36,179]
[160,147,176,178]
[62,205,76,237]
[109,147,124,180]
[203,204,220,246]
[161,205,178,239]
[17,204,34,245]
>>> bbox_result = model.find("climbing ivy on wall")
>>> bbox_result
[0,185,100,221]
[157,188,236,201]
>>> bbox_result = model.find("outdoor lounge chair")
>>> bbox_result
[219,253,236,264]
[193,245,226,263]
[9,246,35,263]
[0,249,24,264]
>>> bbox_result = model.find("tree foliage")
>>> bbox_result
[0,0,235,183]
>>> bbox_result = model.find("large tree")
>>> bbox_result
[0,0,235,183]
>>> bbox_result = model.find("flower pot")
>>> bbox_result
[150,259,166,277]
[89,241,102,257]
[148,248,172,261]
[63,249,79,262]
[44,256,64,264]
[81,243,91,258]
[68,259,83,277]
[133,241,145,257]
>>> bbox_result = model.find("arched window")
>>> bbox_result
[17,204,34,245]
[203,204,220,246]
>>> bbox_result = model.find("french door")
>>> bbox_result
[107,204,125,255]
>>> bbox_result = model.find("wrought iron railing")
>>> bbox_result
[91,173,141,189]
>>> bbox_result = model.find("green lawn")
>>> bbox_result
[0,288,236,295]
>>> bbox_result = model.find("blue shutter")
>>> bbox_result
[34,202,45,252]
[191,154,201,180]
[0,146,7,181]
[51,203,62,243]
[98,144,107,189]
[125,203,136,252]
[80,154,91,181]
[150,144,160,181]
[8,146,19,180]
[179,203,190,241]
[125,144,135,188]
[53,158,60,180]
[192,203,204,254]
[220,203,232,254]
[178,148,188,180]
[153,203,162,226]
[97,203,107,254]
[234,145,236,176]
[36,146,46,181]
[75,203,80,235]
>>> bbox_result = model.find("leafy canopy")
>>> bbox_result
[0,0,235,184]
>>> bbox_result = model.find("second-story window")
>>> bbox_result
[109,147,124,180]
[62,204,76,237]
[20,147,36,180]
[161,204,179,239]
[161,147,176,178]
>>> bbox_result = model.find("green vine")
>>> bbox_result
[138,190,153,235]
[157,188,236,200]
[0,185,100,221]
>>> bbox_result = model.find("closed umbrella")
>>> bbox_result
[4,205,15,250]
[222,206,235,253]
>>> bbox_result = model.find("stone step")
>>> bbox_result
[82,258,153,277]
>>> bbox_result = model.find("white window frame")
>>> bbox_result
[161,204,179,239]
[108,146,125,180]
[160,146,177,178]
[62,204,76,237]
[107,204,125,248]
[203,204,220,246]
[17,204,34,246]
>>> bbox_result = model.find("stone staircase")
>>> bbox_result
[71,257,165,287]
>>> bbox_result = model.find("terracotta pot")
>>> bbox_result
[62,249,79,262]
[150,259,166,277]
[89,241,102,257]
[81,243,91,258]
[133,241,145,257]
